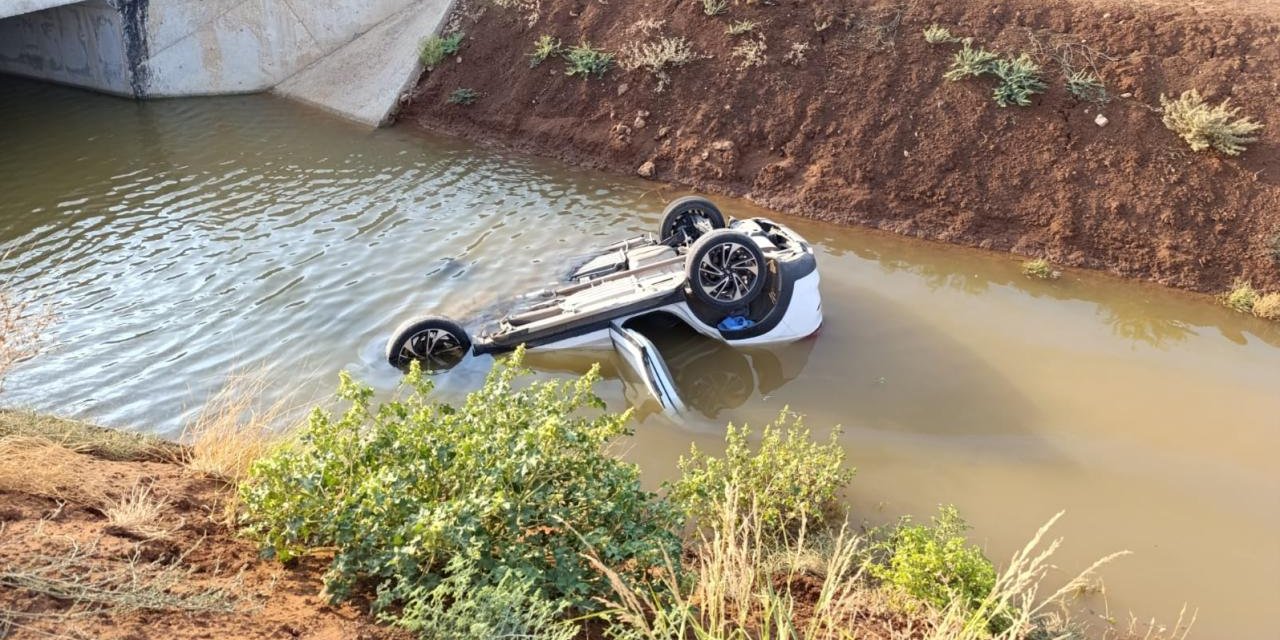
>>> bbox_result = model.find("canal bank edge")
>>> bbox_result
[399,0,1280,297]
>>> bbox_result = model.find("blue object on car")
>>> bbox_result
[718,315,755,331]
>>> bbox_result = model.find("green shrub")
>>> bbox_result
[1021,258,1058,280]
[702,0,728,16]
[1160,89,1263,156]
[529,34,561,67]
[419,31,464,68]
[869,505,996,614]
[669,412,853,533]
[922,24,958,44]
[943,43,997,82]
[944,45,1046,107]
[396,556,578,639]
[989,54,1047,107]
[1065,70,1107,103]
[1223,280,1258,313]
[240,350,680,615]
[564,42,614,78]
[447,87,478,105]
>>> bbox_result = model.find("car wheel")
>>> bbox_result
[686,230,766,311]
[386,316,471,370]
[660,196,726,244]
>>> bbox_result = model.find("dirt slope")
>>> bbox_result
[400,0,1280,294]
[0,439,409,640]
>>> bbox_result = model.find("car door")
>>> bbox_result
[609,321,686,415]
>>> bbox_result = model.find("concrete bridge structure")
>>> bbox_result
[0,0,454,125]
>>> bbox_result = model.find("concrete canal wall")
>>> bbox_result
[0,0,451,125]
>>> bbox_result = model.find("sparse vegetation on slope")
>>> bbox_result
[620,36,700,92]
[419,31,464,69]
[529,34,562,66]
[564,42,614,78]
[1161,89,1263,156]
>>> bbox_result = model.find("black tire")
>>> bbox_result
[685,230,766,311]
[385,315,471,370]
[659,196,726,244]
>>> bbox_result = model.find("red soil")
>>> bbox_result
[400,0,1280,294]
[0,447,410,640]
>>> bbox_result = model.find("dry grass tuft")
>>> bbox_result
[1160,90,1263,156]
[0,285,55,394]
[0,409,175,462]
[103,483,174,540]
[180,372,290,486]
[1252,292,1280,321]
[0,436,109,505]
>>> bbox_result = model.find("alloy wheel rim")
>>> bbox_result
[400,328,464,370]
[697,241,759,302]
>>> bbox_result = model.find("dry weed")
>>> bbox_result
[0,285,55,393]
[1161,90,1263,156]
[180,371,290,486]
[784,41,811,66]
[1252,292,1280,321]
[620,36,700,92]
[0,531,240,628]
[732,39,767,70]
[103,483,174,540]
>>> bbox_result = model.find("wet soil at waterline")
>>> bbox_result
[401,0,1280,294]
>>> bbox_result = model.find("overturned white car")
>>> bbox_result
[385,196,822,413]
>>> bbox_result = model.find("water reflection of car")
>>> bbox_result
[626,313,816,419]
[385,196,823,414]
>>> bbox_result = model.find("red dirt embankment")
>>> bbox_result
[400,0,1280,294]
[0,434,409,640]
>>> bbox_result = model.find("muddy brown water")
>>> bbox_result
[1,77,1277,637]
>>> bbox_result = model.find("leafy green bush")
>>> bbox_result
[564,42,614,78]
[869,505,996,614]
[669,412,853,533]
[240,350,680,616]
[1160,89,1263,156]
[447,87,478,105]
[419,31,464,69]
[396,556,577,639]
[989,54,1047,107]
[702,0,728,16]
[1065,70,1108,103]
[943,43,997,82]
